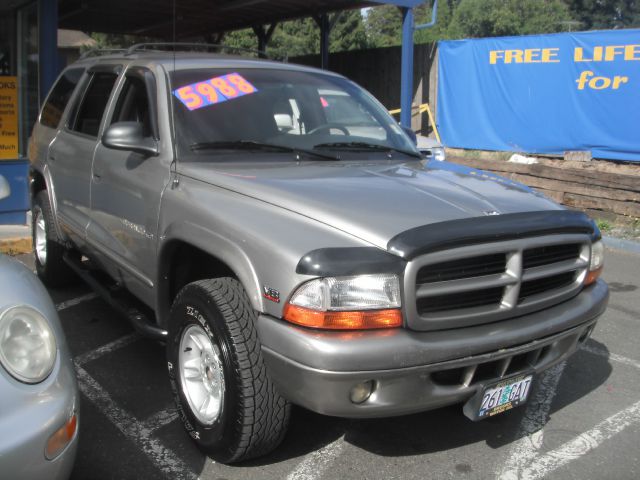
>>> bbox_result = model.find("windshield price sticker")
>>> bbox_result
[173,73,258,111]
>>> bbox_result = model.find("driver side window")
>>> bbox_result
[111,76,153,138]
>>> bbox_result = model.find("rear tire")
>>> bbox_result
[32,191,77,287]
[166,278,290,463]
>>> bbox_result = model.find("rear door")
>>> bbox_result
[47,66,120,246]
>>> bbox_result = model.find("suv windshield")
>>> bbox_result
[170,68,419,161]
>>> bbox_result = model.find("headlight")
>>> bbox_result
[283,274,402,330]
[433,147,446,161]
[585,240,604,286]
[0,306,57,383]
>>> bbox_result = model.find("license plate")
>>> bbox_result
[464,373,533,421]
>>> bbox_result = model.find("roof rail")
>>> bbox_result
[79,48,128,59]
[125,42,279,60]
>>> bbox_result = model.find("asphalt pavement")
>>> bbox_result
[14,244,640,480]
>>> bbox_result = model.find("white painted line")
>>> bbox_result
[518,399,640,480]
[580,343,640,370]
[286,435,345,480]
[497,362,566,480]
[143,408,179,433]
[56,292,99,311]
[75,364,197,480]
[75,332,140,365]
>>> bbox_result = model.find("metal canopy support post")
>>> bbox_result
[314,13,341,70]
[315,14,330,70]
[39,0,59,103]
[253,23,277,57]
[399,6,414,128]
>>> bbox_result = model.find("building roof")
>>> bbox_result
[58,29,97,48]
[58,0,424,38]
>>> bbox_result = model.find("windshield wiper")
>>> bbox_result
[313,141,421,159]
[190,141,338,160]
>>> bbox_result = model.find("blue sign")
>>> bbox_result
[437,29,640,162]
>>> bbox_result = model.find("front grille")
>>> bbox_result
[417,287,504,315]
[519,271,577,302]
[523,243,581,269]
[416,253,506,283]
[405,234,591,330]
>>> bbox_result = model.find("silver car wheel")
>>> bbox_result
[179,324,225,425]
[34,207,47,265]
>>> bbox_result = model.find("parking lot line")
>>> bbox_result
[497,362,566,480]
[55,292,99,311]
[518,399,640,480]
[75,332,140,365]
[580,343,640,370]
[143,408,179,433]
[75,363,197,480]
[286,435,345,480]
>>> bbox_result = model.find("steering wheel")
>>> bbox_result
[307,123,349,135]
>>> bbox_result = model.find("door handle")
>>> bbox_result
[48,155,56,162]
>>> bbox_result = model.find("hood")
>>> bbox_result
[178,159,561,249]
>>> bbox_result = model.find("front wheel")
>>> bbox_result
[166,278,290,463]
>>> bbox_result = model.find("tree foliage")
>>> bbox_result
[89,1,640,57]
[563,0,640,30]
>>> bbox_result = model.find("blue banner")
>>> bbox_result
[437,29,640,162]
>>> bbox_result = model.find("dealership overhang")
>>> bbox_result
[54,0,427,127]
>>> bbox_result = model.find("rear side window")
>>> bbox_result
[70,72,118,137]
[40,68,84,129]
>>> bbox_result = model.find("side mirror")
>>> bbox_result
[401,125,418,146]
[0,174,10,200]
[102,122,158,156]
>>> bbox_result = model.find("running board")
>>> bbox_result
[63,253,168,341]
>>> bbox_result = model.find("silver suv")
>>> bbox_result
[29,45,608,463]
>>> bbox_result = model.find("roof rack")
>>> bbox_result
[79,48,128,59]
[125,43,281,60]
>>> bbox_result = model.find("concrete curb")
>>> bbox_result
[603,235,640,256]
[0,237,32,255]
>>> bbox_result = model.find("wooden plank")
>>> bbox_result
[564,193,640,217]
[506,173,640,202]
[449,156,640,192]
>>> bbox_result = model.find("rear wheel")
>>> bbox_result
[167,278,290,463]
[32,191,77,287]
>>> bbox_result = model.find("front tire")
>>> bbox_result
[32,191,77,287]
[167,278,290,463]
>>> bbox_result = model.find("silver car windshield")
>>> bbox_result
[170,68,419,161]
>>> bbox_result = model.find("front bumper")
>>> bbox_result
[0,352,79,480]
[259,280,608,418]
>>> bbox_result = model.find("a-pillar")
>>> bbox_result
[399,6,414,128]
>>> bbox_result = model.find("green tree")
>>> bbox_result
[562,0,640,29]
[447,0,573,38]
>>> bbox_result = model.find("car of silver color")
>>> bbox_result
[27,51,608,462]
[0,254,79,479]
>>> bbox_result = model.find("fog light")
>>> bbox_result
[350,380,374,404]
[45,413,77,460]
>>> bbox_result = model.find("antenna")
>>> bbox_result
[170,0,178,177]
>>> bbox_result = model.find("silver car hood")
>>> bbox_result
[178,159,561,249]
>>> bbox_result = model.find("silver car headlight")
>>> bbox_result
[0,306,57,383]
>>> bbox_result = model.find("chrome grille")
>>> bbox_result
[404,234,591,331]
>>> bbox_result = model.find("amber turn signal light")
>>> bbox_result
[584,266,603,286]
[283,304,402,330]
[45,414,77,460]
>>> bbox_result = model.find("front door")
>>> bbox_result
[88,68,171,301]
